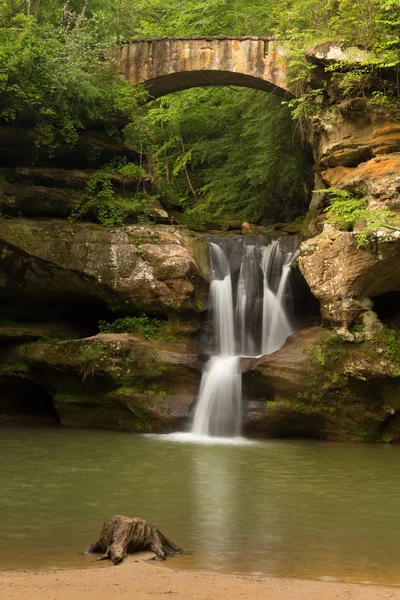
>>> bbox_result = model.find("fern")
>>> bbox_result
[322,188,400,248]
[69,158,149,227]
[98,316,162,340]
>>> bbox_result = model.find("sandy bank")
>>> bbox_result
[1,558,400,600]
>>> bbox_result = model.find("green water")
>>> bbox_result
[1,427,400,584]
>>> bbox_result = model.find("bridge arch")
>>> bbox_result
[115,37,292,100]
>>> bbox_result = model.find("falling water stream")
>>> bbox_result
[191,236,299,439]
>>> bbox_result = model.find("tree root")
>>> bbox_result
[84,515,183,565]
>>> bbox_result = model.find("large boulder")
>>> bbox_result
[0,218,209,314]
[298,227,400,337]
[241,326,400,442]
[0,333,201,432]
[2,325,400,440]
[306,42,370,66]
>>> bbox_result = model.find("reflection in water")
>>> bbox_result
[188,448,281,574]
[1,427,400,584]
[191,447,238,568]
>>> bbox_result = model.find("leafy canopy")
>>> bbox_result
[1,0,399,227]
[0,11,145,152]
[126,87,312,227]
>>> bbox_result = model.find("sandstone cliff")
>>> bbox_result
[1,43,400,441]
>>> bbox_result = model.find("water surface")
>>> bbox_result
[1,426,400,584]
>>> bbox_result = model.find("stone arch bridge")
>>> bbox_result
[114,37,291,100]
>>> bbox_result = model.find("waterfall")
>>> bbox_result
[208,243,235,355]
[191,356,241,437]
[190,236,300,439]
[236,244,263,357]
[191,243,240,437]
[261,246,299,355]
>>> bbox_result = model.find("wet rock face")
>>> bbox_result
[302,97,400,336]
[0,125,210,434]
[0,333,200,432]
[2,323,400,440]
[0,218,209,313]
[241,326,400,442]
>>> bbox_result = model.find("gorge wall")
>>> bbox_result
[298,44,400,342]
[1,42,400,441]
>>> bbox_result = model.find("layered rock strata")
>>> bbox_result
[0,218,209,313]
[298,45,400,337]
[0,332,200,432]
[299,227,400,339]
[241,326,400,442]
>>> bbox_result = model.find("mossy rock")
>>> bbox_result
[0,217,210,314]
[24,333,200,432]
[242,326,400,442]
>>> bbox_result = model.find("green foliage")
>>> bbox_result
[70,171,117,226]
[79,344,107,362]
[127,88,312,227]
[35,335,65,344]
[349,323,364,334]
[79,342,108,380]
[383,326,400,362]
[308,333,347,370]
[69,157,149,226]
[322,188,400,248]
[0,13,145,153]
[313,344,326,366]
[1,0,399,228]
[98,315,162,340]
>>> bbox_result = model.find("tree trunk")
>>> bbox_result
[75,0,89,29]
[177,132,197,201]
[84,515,183,565]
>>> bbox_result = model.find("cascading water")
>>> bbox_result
[191,236,300,440]
[261,244,300,355]
[191,244,241,437]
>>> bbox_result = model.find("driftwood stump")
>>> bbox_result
[84,515,183,565]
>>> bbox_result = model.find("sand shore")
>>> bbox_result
[1,558,400,600]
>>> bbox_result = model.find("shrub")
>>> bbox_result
[98,315,162,340]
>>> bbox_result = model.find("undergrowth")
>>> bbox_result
[98,315,162,340]
[322,188,400,248]
[69,157,150,227]
[79,343,108,381]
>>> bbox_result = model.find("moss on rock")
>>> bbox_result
[0,217,210,314]
[23,333,200,432]
[242,325,400,442]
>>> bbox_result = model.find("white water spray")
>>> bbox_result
[190,237,299,439]
[261,246,299,355]
[191,356,241,437]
